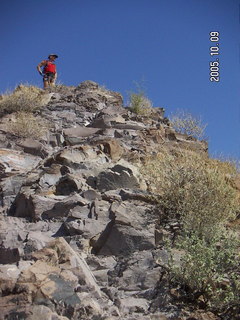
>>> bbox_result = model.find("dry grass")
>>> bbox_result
[9,112,49,139]
[0,84,48,115]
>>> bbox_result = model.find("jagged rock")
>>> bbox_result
[64,213,110,239]
[0,247,20,264]
[33,238,102,295]
[9,190,88,221]
[89,114,126,128]
[63,126,101,145]
[81,189,101,201]
[109,252,161,295]
[113,121,148,130]
[23,230,53,254]
[116,297,149,314]
[86,255,117,271]
[94,224,155,256]
[0,216,64,262]
[27,305,69,320]
[64,198,112,239]
[17,138,49,158]
[0,216,27,250]
[109,202,151,228]
[0,148,41,175]
[53,146,109,172]
[0,238,105,319]
[99,139,124,160]
[119,188,156,203]
[0,173,27,207]
[97,164,140,192]
[54,148,87,166]
[39,172,62,189]
[74,80,123,111]
[55,174,83,195]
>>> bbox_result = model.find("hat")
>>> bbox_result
[48,54,58,59]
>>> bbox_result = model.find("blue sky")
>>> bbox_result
[1,0,240,159]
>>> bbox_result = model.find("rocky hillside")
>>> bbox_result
[0,81,235,320]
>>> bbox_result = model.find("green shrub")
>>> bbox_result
[0,84,47,115]
[142,149,239,239]
[170,110,207,140]
[170,231,240,314]
[144,148,240,315]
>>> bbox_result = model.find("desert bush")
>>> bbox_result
[0,84,47,115]
[170,231,240,314]
[129,91,152,115]
[128,82,153,116]
[142,149,239,239]
[143,145,239,316]
[9,112,48,139]
[170,110,207,139]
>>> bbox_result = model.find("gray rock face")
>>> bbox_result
[0,81,210,319]
[74,80,123,111]
[63,126,101,145]
[97,164,140,192]
[17,138,49,158]
[9,190,88,221]
[55,174,83,195]
[96,224,155,256]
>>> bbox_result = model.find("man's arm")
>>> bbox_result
[37,60,47,75]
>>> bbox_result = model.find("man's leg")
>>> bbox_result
[43,74,50,89]
[43,80,49,89]
[49,74,56,87]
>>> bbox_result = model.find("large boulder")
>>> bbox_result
[17,138,49,158]
[9,190,89,221]
[96,164,140,192]
[91,201,155,256]
[95,224,155,256]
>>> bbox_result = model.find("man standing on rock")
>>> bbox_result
[37,54,58,89]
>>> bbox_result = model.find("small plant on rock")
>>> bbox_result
[128,82,153,116]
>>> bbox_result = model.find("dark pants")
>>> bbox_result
[43,72,55,82]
